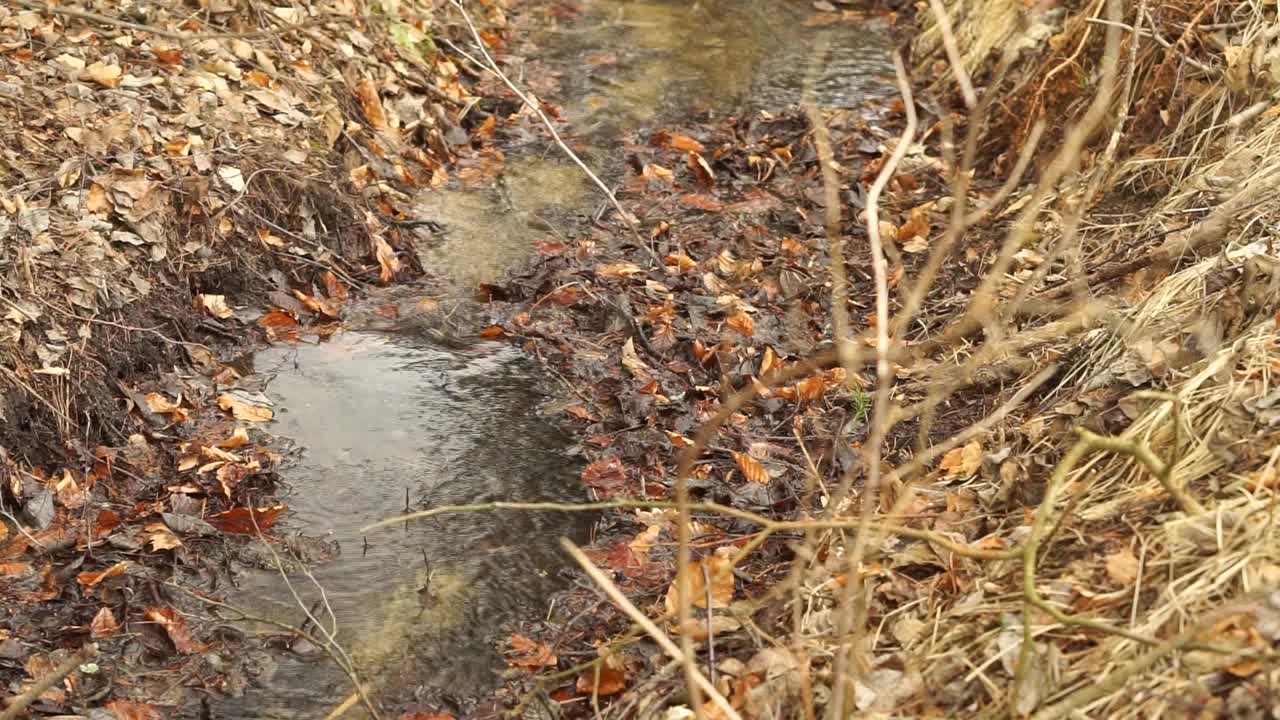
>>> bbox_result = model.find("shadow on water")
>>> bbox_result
[213,332,589,718]
[216,1,893,715]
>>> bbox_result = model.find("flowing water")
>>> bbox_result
[217,1,892,716]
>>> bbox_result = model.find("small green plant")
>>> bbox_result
[849,385,871,425]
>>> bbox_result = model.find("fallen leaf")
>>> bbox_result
[678,193,723,212]
[1105,547,1140,586]
[664,547,735,614]
[506,634,558,669]
[726,310,754,338]
[206,504,287,534]
[218,427,250,449]
[217,166,246,192]
[108,700,164,720]
[687,151,715,188]
[86,61,122,88]
[197,294,233,319]
[734,452,770,484]
[144,392,182,416]
[478,325,506,339]
[939,441,983,478]
[144,522,183,551]
[669,134,705,153]
[582,458,627,494]
[594,263,645,279]
[258,309,299,341]
[576,666,627,697]
[91,606,120,639]
[144,607,207,654]
[217,391,273,422]
[642,163,674,184]
[373,236,401,283]
[356,77,389,132]
[77,560,130,591]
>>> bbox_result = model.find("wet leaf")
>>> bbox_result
[576,666,627,697]
[91,606,120,639]
[206,504,287,534]
[734,452,770,484]
[77,560,130,591]
[506,634,558,669]
[144,607,207,654]
[217,391,274,422]
[582,458,627,495]
[108,700,164,720]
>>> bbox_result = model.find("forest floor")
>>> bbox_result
[4,0,1280,719]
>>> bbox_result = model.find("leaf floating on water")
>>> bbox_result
[206,504,287,535]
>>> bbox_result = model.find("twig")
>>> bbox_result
[828,51,917,720]
[561,540,742,720]
[0,644,97,720]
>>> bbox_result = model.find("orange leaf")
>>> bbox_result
[733,452,770,484]
[144,607,207,654]
[356,77,388,132]
[796,375,826,403]
[726,310,754,338]
[150,47,183,65]
[323,271,349,304]
[664,548,735,614]
[506,634,558,669]
[108,700,163,720]
[258,309,299,342]
[206,504,287,535]
[576,666,627,697]
[373,236,401,283]
[669,133,706,153]
[479,325,506,339]
[77,560,130,590]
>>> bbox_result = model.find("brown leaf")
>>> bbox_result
[218,427,250,449]
[144,522,183,551]
[1105,547,1140,586]
[356,78,389,132]
[506,634,558,669]
[77,560,130,591]
[939,441,983,478]
[734,452,770,484]
[669,133,706,153]
[143,392,182,416]
[576,666,627,697]
[687,151,715,188]
[664,548,735,614]
[197,293,233,319]
[217,392,273,422]
[85,61,122,88]
[206,504,287,535]
[677,194,723,212]
[108,700,164,720]
[323,271,349,304]
[795,375,826,402]
[726,310,754,338]
[144,607,207,654]
[581,458,626,495]
[374,236,401,283]
[594,263,645,279]
[258,309,299,342]
[91,606,120,639]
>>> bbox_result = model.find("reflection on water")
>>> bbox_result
[553,0,895,132]
[216,332,587,717]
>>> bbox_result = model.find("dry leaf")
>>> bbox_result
[86,61,122,88]
[582,458,626,495]
[594,263,645,279]
[374,236,401,283]
[1104,547,1140,586]
[734,451,770,484]
[197,294,233,319]
[143,392,182,415]
[77,560,130,591]
[665,547,736,614]
[669,133,705,153]
[356,77,389,132]
[108,700,164,720]
[687,151,715,188]
[218,427,250,449]
[726,310,754,337]
[940,440,983,478]
[91,606,120,639]
[576,666,627,697]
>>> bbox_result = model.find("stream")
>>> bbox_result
[213,1,893,717]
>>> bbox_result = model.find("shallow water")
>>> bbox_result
[215,333,587,717]
[222,0,892,715]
